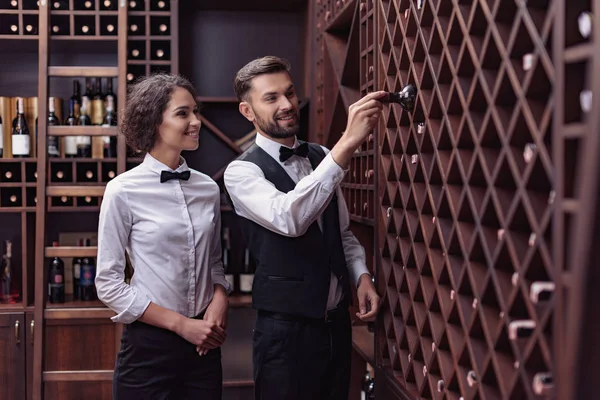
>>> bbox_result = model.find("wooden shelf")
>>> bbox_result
[50,10,118,16]
[196,96,239,103]
[48,126,118,136]
[0,158,37,163]
[351,324,374,365]
[46,185,106,197]
[43,370,113,382]
[223,379,254,388]
[0,207,36,213]
[0,302,25,311]
[229,294,252,308]
[50,36,118,41]
[48,66,118,77]
[45,246,97,258]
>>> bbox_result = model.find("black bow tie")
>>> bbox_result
[160,170,191,183]
[279,142,309,162]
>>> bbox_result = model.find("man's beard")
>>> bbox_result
[254,109,300,139]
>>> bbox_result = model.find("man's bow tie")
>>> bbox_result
[279,142,309,162]
[160,170,191,183]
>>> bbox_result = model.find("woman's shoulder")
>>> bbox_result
[188,168,219,189]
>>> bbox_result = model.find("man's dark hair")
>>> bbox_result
[120,73,197,154]
[233,56,291,102]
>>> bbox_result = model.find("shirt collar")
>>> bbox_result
[255,132,300,163]
[142,152,189,176]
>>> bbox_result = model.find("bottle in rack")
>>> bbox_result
[48,241,65,304]
[64,100,78,158]
[0,240,19,304]
[47,97,61,158]
[239,248,255,294]
[0,114,3,158]
[72,239,83,300]
[102,94,117,157]
[222,227,235,292]
[92,78,105,126]
[70,80,82,119]
[80,238,97,301]
[11,97,30,158]
[77,96,92,158]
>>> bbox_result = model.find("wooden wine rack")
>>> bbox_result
[310,0,600,398]
[375,0,555,398]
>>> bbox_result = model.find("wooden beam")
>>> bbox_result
[48,66,119,77]
[199,114,242,154]
[46,185,106,197]
[48,126,118,137]
[43,370,114,382]
[45,246,97,258]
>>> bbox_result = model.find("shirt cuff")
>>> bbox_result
[312,152,346,190]
[211,272,233,295]
[110,292,151,324]
[349,261,370,287]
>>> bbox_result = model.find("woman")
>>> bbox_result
[96,73,230,399]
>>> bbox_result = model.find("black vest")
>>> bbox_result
[231,142,351,319]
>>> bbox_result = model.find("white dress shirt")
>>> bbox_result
[224,133,369,310]
[96,153,231,324]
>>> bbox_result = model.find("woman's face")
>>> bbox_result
[155,87,202,153]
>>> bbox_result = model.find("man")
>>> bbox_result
[224,56,383,400]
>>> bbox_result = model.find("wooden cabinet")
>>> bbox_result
[0,313,26,400]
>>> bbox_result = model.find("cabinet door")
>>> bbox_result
[25,313,34,400]
[0,313,26,400]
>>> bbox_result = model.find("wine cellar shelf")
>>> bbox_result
[312,0,600,399]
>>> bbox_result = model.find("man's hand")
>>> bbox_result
[355,273,380,322]
[331,91,386,169]
[197,284,229,355]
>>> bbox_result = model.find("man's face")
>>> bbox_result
[244,71,300,139]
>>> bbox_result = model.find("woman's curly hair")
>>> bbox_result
[120,73,197,154]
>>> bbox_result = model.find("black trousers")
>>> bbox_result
[253,308,351,400]
[113,318,222,400]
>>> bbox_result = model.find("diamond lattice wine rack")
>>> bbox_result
[375,0,555,398]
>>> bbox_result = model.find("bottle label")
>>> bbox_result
[48,136,60,156]
[65,137,77,155]
[92,100,105,125]
[12,135,30,156]
[77,136,91,146]
[80,265,95,286]
[239,274,254,293]
[74,103,81,118]
[73,262,81,279]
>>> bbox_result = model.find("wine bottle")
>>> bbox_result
[83,78,93,121]
[77,97,92,157]
[222,228,235,292]
[72,239,83,300]
[0,240,18,304]
[105,78,116,106]
[70,80,81,118]
[80,238,97,301]
[12,98,31,158]
[64,101,78,158]
[239,248,254,294]
[48,241,65,304]
[0,115,3,158]
[92,78,105,125]
[47,97,61,158]
[102,95,117,157]
[379,84,418,112]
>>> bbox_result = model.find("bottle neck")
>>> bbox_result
[17,98,24,114]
